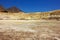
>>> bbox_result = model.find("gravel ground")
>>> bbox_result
[0,20,60,40]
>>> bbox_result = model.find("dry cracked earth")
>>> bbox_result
[0,20,60,40]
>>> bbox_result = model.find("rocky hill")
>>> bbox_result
[0,10,60,20]
[7,6,23,13]
[0,5,60,20]
[0,5,6,12]
[0,5,23,13]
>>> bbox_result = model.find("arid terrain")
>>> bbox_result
[0,20,60,40]
[0,5,60,40]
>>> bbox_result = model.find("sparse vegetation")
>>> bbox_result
[0,20,60,40]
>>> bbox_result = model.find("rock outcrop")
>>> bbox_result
[7,6,23,13]
[0,5,8,13]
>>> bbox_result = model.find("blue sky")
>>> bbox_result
[0,0,60,12]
